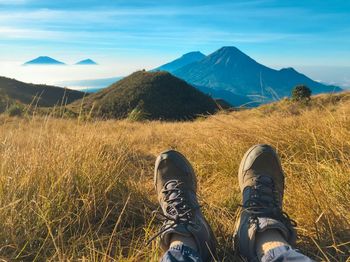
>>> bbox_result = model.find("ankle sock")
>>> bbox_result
[255,229,290,260]
[170,234,198,251]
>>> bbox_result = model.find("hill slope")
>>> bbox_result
[0,76,86,108]
[153,51,206,73]
[173,46,342,101]
[0,92,348,260]
[75,71,218,120]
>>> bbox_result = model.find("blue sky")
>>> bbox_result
[0,0,349,87]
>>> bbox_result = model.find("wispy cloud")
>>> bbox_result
[0,0,29,5]
[0,26,65,39]
[0,2,345,43]
[0,4,307,21]
[0,3,310,46]
[0,24,302,47]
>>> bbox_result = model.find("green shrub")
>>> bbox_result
[7,103,24,116]
[291,85,312,102]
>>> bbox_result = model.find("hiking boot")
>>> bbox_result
[233,144,297,261]
[151,150,216,260]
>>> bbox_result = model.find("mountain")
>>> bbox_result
[173,46,342,102]
[23,56,65,65]
[153,51,206,73]
[0,76,86,110]
[75,59,98,65]
[73,71,218,120]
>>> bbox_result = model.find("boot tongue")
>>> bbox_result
[243,175,276,209]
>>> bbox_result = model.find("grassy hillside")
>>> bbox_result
[0,76,86,109]
[0,93,349,261]
[73,71,218,120]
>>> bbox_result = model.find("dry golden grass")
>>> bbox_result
[0,96,349,261]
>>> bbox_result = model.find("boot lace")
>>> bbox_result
[147,180,199,245]
[242,175,296,227]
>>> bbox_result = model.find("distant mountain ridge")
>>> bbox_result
[76,59,97,65]
[172,47,341,102]
[153,51,206,73]
[24,56,65,65]
[24,57,98,66]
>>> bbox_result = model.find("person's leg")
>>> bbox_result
[160,243,202,262]
[233,144,313,261]
[261,245,313,262]
[257,230,313,261]
[256,229,290,258]
[150,150,216,262]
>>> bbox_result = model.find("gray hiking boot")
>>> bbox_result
[151,150,217,260]
[233,144,297,261]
